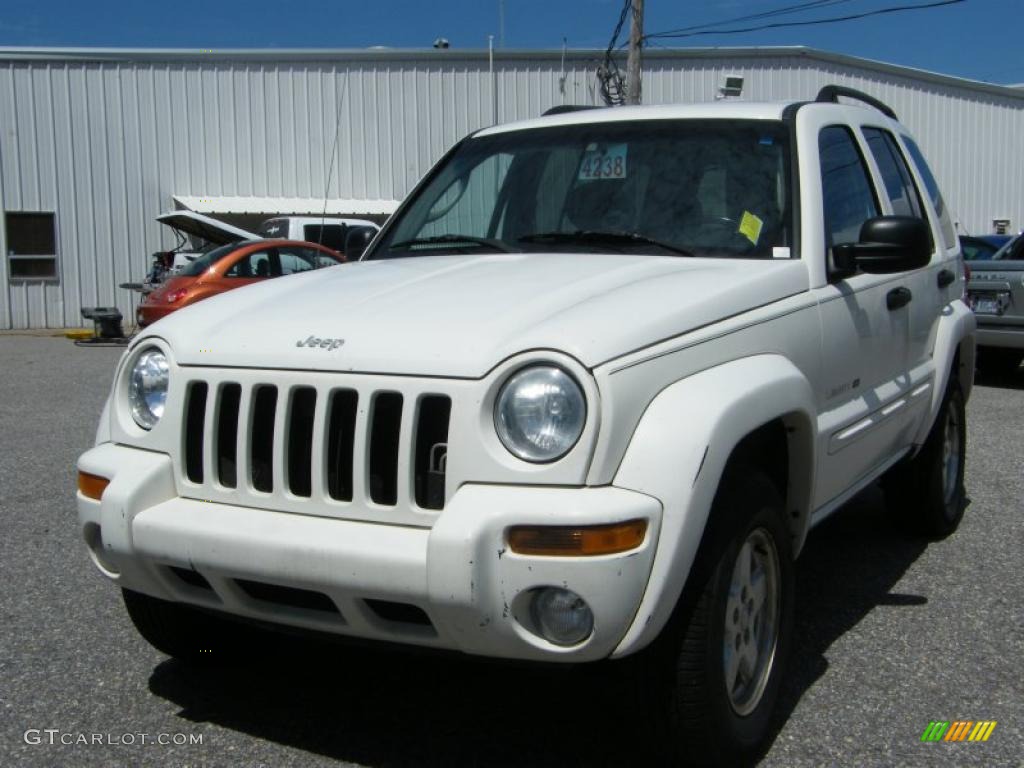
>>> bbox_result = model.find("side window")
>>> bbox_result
[225,249,276,278]
[303,248,341,268]
[277,247,318,276]
[901,135,957,249]
[862,128,925,219]
[819,126,879,249]
[303,224,347,251]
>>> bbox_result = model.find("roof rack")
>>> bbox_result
[542,104,601,116]
[815,85,898,120]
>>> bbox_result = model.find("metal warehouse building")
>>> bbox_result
[1,45,1023,330]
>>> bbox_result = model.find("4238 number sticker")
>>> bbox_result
[578,143,628,180]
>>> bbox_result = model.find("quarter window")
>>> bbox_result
[862,128,924,219]
[819,126,879,249]
[5,211,58,280]
[901,135,957,249]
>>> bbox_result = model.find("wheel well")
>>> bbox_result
[723,414,813,551]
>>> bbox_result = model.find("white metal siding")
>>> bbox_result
[1,49,1022,329]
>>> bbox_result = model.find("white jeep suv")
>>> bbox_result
[76,86,974,763]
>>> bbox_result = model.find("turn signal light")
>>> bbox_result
[508,519,647,557]
[78,471,110,500]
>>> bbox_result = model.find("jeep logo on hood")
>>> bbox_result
[296,335,345,351]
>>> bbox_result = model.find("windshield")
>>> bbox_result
[369,119,793,260]
[180,243,238,276]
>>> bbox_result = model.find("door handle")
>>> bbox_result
[887,286,913,310]
[937,269,955,288]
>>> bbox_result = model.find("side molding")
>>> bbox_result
[610,354,816,657]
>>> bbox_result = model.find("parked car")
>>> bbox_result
[966,232,1024,372]
[135,239,344,326]
[257,216,379,253]
[78,86,974,764]
[959,233,1012,261]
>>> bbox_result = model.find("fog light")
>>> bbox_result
[529,587,594,646]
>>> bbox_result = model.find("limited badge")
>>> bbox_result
[738,211,764,245]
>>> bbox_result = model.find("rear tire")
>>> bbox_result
[883,377,967,539]
[122,589,253,664]
[638,469,794,766]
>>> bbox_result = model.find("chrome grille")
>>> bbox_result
[180,371,452,524]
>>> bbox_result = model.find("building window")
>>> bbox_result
[6,212,58,280]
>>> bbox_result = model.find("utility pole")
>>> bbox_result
[626,0,644,104]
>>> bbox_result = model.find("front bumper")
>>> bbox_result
[77,442,662,662]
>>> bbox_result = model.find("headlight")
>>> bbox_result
[128,347,169,429]
[494,365,586,462]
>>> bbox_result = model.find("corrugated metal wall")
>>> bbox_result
[1,48,1022,329]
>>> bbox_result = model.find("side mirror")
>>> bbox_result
[833,216,932,276]
[344,226,377,260]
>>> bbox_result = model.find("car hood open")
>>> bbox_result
[148,253,810,377]
[157,211,259,245]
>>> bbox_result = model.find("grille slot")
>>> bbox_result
[235,578,341,616]
[326,389,358,501]
[287,387,317,498]
[364,599,433,628]
[217,383,242,488]
[168,566,213,591]
[368,392,403,506]
[250,385,278,493]
[414,395,451,510]
[180,375,453,518]
[184,382,208,484]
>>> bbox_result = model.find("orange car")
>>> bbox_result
[136,239,344,327]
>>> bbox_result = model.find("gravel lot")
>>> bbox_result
[1,334,1021,767]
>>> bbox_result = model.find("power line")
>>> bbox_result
[650,0,857,38]
[645,0,967,41]
[597,0,631,106]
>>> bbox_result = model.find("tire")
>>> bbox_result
[883,377,967,539]
[637,469,795,766]
[121,589,253,664]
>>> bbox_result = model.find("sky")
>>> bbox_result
[0,0,1020,85]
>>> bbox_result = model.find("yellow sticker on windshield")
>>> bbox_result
[738,211,763,245]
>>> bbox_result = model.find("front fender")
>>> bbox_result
[610,354,816,658]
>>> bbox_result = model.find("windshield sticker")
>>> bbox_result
[739,211,764,245]
[578,143,628,181]
[772,246,791,259]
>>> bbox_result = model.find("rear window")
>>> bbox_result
[180,243,237,276]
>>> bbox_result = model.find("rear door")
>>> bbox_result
[860,124,942,430]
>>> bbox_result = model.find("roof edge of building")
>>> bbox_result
[0,44,1021,101]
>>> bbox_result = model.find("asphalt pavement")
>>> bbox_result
[1,334,1021,767]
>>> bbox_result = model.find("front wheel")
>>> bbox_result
[883,377,967,539]
[638,469,794,766]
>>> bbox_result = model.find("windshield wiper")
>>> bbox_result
[389,234,517,253]
[518,230,695,257]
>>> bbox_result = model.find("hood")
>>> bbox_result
[157,211,259,245]
[149,253,810,377]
